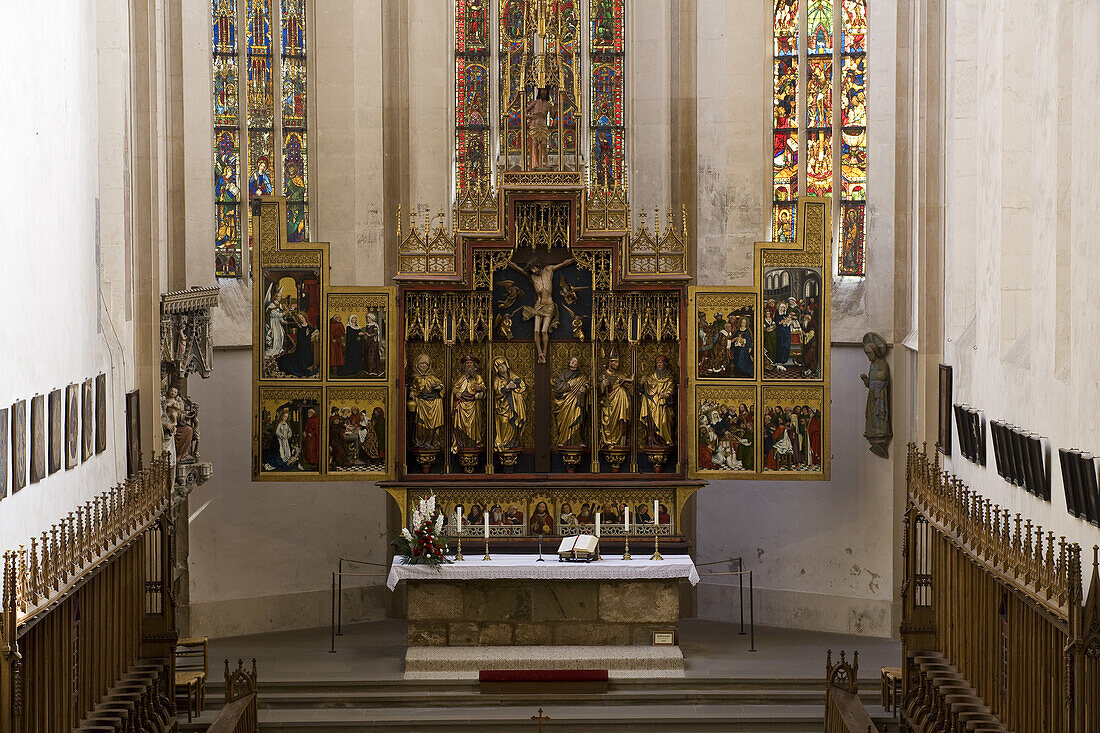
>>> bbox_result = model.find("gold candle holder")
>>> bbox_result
[455,533,464,561]
[622,532,632,561]
[483,536,491,561]
[650,526,663,561]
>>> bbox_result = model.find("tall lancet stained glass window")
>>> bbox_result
[771,0,867,275]
[772,0,798,242]
[212,0,309,277]
[590,0,625,188]
[456,0,491,190]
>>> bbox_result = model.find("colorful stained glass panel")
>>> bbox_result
[213,55,239,127]
[281,0,306,55]
[591,0,624,53]
[247,0,273,129]
[215,130,240,203]
[843,0,867,53]
[248,131,275,198]
[457,0,490,52]
[774,0,798,55]
[215,204,242,277]
[839,202,866,275]
[773,58,797,129]
[212,0,237,55]
[806,58,832,128]
[282,56,307,128]
[841,54,866,127]
[456,59,490,127]
[841,128,866,200]
[591,60,624,127]
[773,203,797,243]
[773,131,798,201]
[806,131,832,196]
[807,0,833,54]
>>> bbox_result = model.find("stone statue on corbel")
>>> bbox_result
[160,286,219,492]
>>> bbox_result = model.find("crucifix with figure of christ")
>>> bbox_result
[506,254,574,364]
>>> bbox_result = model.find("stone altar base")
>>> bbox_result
[404,645,685,680]
[406,579,680,647]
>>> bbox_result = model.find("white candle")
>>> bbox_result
[624,505,630,533]
[484,512,489,539]
[654,500,659,525]
[595,512,601,537]
[457,507,463,533]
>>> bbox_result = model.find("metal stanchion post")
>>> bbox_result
[748,570,756,652]
[738,557,745,635]
[337,558,344,636]
[330,571,337,653]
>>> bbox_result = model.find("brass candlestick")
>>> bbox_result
[483,535,491,561]
[455,532,464,561]
[622,532,632,561]
[651,525,663,561]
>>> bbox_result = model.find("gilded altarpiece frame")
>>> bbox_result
[251,197,397,481]
[688,198,832,480]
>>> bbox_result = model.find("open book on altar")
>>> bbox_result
[557,534,599,562]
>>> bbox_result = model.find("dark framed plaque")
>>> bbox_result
[95,373,107,454]
[125,390,141,477]
[937,364,952,456]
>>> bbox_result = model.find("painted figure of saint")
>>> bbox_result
[329,407,348,468]
[276,312,317,377]
[329,315,345,375]
[339,315,364,376]
[639,355,675,448]
[599,351,632,448]
[264,283,287,360]
[506,255,575,363]
[302,407,319,469]
[551,355,589,447]
[248,157,273,197]
[529,501,553,535]
[407,354,444,450]
[363,312,384,376]
[731,316,754,377]
[492,356,527,450]
[451,355,487,452]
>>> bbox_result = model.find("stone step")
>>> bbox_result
[403,644,685,679]
[179,702,898,732]
[198,687,884,710]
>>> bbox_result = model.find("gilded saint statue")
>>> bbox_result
[506,255,575,363]
[551,354,589,447]
[491,356,528,450]
[639,354,676,448]
[407,354,444,450]
[860,332,891,459]
[526,86,556,171]
[599,350,633,448]
[451,354,486,452]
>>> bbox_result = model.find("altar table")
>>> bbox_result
[388,555,698,649]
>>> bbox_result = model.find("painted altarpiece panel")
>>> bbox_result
[692,385,757,476]
[759,385,826,477]
[65,385,79,470]
[256,386,321,475]
[326,386,390,477]
[11,400,26,492]
[30,395,46,484]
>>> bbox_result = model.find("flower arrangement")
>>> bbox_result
[393,494,452,567]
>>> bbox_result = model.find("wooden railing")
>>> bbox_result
[206,659,258,733]
[0,454,178,732]
[823,650,878,733]
[903,443,1099,733]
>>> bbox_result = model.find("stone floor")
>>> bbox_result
[202,617,900,682]
[180,619,902,731]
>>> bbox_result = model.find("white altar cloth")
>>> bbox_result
[386,554,699,590]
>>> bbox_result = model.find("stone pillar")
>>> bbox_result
[160,286,219,635]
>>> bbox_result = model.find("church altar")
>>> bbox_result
[390,555,697,649]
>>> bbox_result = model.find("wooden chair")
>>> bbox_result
[175,635,208,722]
[880,665,902,715]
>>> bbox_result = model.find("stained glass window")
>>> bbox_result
[212,0,308,276]
[772,0,799,242]
[589,0,625,188]
[456,0,491,190]
[771,0,868,275]
[281,0,308,242]
[839,0,867,275]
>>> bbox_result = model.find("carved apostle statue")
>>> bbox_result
[407,354,445,450]
[450,354,486,452]
[599,350,633,448]
[860,332,891,458]
[551,354,589,447]
[639,354,676,448]
[491,356,528,450]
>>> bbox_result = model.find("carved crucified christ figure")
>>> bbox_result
[506,256,575,363]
